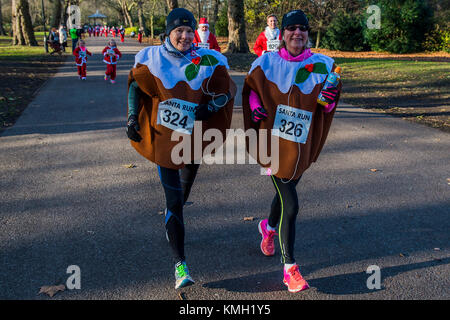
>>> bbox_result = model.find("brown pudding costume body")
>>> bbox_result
[243,9,342,292]
[128,63,235,168]
[242,62,341,179]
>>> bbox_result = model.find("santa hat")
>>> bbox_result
[198,17,209,27]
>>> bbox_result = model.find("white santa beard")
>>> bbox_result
[198,30,210,43]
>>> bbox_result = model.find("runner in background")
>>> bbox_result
[102,39,122,84]
[193,17,221,52]
[137,28,143,44]
[253,14,282,57]
[69,26,78,53]
[126,8,236,290]
[73,39,92,80]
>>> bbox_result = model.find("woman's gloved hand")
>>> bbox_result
[126,115,142,142]
[194,103,214,121]
[319,85,339,105]
[194,92,232,121]
[251,106,268,123]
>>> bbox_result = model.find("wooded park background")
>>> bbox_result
[0,0,449,54]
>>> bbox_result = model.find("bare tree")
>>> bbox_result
[50,0,63,28]
[0,0,7,35]
[12,0,38,46]
[137,0,147,34]
[226,0,249,52]
[209,0,220,34]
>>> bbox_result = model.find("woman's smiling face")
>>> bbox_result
[283,25,308,56]
[169,26,195,52]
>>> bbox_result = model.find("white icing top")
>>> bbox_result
[249,51,335,94]
[134,45,229,90]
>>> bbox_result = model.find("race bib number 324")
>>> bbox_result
[157,98,196,135]
[272,104,313,144]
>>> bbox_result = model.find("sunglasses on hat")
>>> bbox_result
[285,25,309,32]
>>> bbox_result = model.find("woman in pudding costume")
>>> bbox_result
[126,8,236,290]
[242,9,342,293]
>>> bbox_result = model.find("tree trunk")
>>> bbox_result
[122,1,133,27]
[50,0,63,28]
[137,0,147,35]
[315,20,323,48]
[12,0,38,46]
[0,0,7,36]
[197,0,202,20]
[226,0,249,53]
[209,0,220,34]
[166,0,178,11]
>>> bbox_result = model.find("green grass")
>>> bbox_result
[0,34,63,59]
[334,58,450,84]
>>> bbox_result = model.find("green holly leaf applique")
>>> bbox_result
[185,63,200,81]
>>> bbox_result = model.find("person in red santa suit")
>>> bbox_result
[137,28,143,43]
[119,26,125,43]
[73,39,92,80]
[102,39,122,84]
[193,17,221,52]
[253,14,282,57]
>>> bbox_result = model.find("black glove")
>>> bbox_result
[194,103,214,121]
[126,115,142,142]
[251,106,268,123]
[194,92,232,121]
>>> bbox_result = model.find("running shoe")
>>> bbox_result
[104,75,109,81]
[110,80,116,84]
[81,77,86,80]
[258,219,277,256]
[283,264,310,293]
[175,261,194,289]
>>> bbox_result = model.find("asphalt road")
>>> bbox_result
[0,36,449,300]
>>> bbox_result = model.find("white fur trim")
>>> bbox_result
[248,52,335,94]
[134,45,229,90]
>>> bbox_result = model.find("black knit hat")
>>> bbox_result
[281,10,309,30]
[165,8,197,35]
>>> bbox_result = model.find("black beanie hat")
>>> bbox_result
[165,8,197,35]
[281,10,309,30]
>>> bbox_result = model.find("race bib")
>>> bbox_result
[79,50,86,57]
[197,42,210,49]
[267,39,280,52]
[157,98,196,135]
[107,49,115,55]
[272,104,313,144]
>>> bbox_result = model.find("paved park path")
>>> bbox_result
[0,36,449,300]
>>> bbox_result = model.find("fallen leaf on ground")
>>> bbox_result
[243,217,255,221]
[123,164,136,168]
[178,292,186,300]
[370,169,379,172]
[38,284,65,297]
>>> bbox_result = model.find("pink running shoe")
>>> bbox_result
[283,265,310,293]
[104,75,109,81]
[258,219,277,256]
[110,80,116,84]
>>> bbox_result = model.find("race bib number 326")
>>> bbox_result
[157,98,196,135]
[272,104,313,144]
